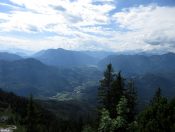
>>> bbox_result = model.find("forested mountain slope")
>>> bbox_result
[33,48,99,68]
[98,52,175,74]
[0,58,101,97]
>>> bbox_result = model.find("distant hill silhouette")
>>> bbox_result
[33,48,99,68]
[1,50,175,105]
[0,58,70,96]
[0,52,22,61]
[98,52,175,75]
[0,58,101,97]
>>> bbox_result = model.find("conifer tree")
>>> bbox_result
[112,96,129,132]
[151,87,161,105]
[109,72,125,118]
[98,63,114,110]
[98,96,130,132]
[98,64,137,131]
[98,108,112,132]
[125,80,137,123]
[137,88,172,132]
[26,94,37,132]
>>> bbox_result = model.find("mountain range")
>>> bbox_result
[33,48,99,68]
[0,52,22,61]
[98,52,175,75]
[0,48,175,105]
[0,54,101,98]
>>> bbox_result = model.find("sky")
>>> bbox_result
[0,0,175,53]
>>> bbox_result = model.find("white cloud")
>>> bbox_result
[112,5,175,52]
[0,1,175,53]
[0,0,115,33]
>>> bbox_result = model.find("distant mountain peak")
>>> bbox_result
[56,48,66,51]
[33,48,98,68]
[0,52,22,61]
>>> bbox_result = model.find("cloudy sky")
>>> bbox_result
[0,0,175,52]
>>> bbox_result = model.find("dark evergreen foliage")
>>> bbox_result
[98,63,114,110]
[109,72,126,118]
[25,95,36,132]
[98,64,137,132]
[137,88,175,132]
[0,89,96,132]
[1,62,175,132]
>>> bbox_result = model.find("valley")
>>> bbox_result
[0,49,175,131]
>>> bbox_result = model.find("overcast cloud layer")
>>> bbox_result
[0,0,175,52]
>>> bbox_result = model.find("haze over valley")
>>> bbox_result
[0,0,175,131]
[0,48,175,104]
